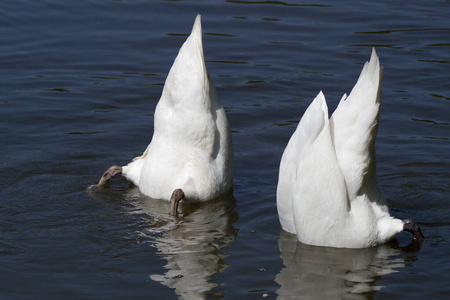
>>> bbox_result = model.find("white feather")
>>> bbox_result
[277,49,403,248]
[122,15,233,202]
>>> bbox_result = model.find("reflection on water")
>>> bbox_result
[276,231,408,299]
[124,188,238,299]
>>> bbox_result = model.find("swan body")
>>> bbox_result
[99,15,233,205]
[277,49,421,248]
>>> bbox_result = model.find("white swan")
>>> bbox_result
[95,15,234,216]
[277,49,423,248]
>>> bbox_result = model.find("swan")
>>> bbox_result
[94,15,234,216]
[276,49,424,248]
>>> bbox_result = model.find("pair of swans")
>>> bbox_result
[94,15,423,248]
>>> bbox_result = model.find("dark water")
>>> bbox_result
[1,0,449,299]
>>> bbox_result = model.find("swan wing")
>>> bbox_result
[330,48,384,201]
[292,92,349,245]
[277,91,334,234]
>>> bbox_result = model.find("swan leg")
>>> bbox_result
[96,165,122,187]
[403,219,425,242]
[170,189,185,217]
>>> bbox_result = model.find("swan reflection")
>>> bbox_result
[276,230,409,299]
[125,188,238,299]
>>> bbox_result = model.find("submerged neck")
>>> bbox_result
[170,189,185,217]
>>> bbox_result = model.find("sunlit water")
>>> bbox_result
[1,0,449,299]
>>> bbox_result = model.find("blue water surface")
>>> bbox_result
[1,0,449,299]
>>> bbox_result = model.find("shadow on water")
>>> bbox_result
[275,230,421,300]
[91,185,239,299]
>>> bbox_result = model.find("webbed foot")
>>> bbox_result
[170,189,185,217]
[403,219,425,243]
[96,165,122,187]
